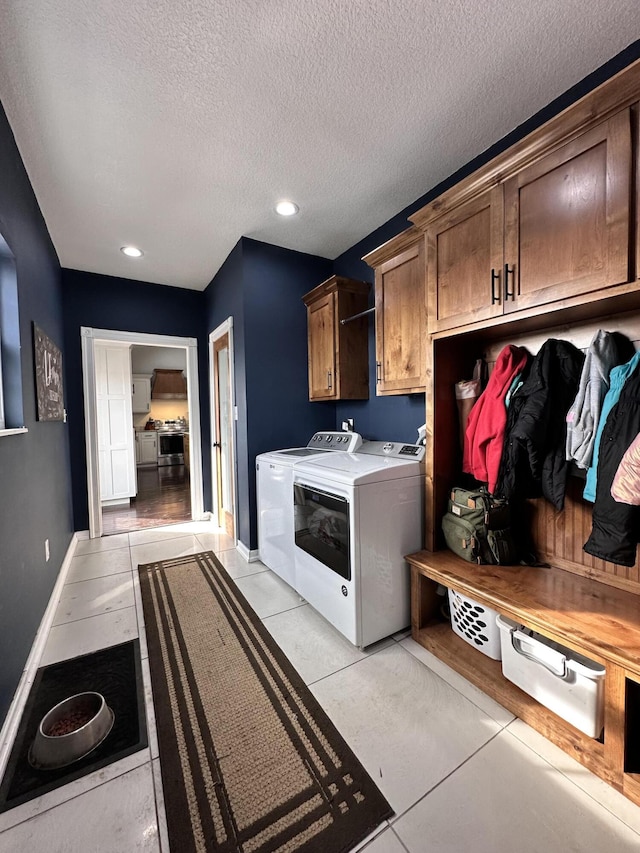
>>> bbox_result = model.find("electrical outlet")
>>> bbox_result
[45,539,50,562]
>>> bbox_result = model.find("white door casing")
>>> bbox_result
[82,327,205,538]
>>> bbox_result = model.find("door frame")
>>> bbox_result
[209,318,237,541]
[81,327,205,538]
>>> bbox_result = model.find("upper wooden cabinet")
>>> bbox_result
[363,227,426,395]
[415,106,634,335]
[503,109,631,314]
[425,187,504,332]
[302,276,370,401]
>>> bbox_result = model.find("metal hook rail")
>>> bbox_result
[339,306,376,325]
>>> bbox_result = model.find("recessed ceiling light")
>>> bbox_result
[121,245,144,258]
[275,200,299,216]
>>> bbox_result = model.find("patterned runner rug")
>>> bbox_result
[138,551,392,853]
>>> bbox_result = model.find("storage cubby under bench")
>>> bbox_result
[405,549,640,806]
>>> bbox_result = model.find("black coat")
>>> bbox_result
[497,339,584,510]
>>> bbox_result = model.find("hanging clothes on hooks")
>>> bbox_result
[565,329,630,470]
[463,345,530,495]
[583,350,640,503]
[584,358,640,567]
[611,432,640,506]
[496,339,584,511]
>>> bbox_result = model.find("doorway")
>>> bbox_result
[209,319,237,541]
[81,327,205,538]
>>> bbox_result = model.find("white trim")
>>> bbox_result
[236,541,260,563]
[0,532,79,781]
[209,318,238,544]
[81,327,205,539]
[0,427,28,438]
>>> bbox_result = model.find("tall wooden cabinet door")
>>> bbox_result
[375,238,426,394]
[503,109,631,314]
[426,186,504,333]
[307,292,336,400]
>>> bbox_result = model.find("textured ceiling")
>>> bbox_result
[0,2,638,290]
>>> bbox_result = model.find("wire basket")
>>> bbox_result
[447,589,501,660]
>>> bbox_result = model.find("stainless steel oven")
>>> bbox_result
[157,431,185,466]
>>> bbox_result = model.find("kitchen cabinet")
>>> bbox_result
[132,374,152,413]
[302,276,370,401]
[363,227,427,395]
[136,431,158,466]
[417,108,633,335]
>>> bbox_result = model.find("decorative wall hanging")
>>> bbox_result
[33,323,64,421]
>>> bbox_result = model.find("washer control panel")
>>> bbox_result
[358,440,425,461]
[307,431,363,452]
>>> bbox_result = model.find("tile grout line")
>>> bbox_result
[50,601,137,629]
[503,723,640,840]
[0,755,154,834]
[389,728,505,827]
[59,569,135,587]
[306,639,394,688]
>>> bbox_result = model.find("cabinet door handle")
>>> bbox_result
[327,369,332,390]
[504,264,515,301]
[491,268,500,305]
[376,361,382,384]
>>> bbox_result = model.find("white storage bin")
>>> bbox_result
[448,589,501,660]
[496,615,605,738]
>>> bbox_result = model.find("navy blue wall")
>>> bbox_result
[204,238,334,549]
[61,269,208,530]
[204,241,251,543]
[0,104,73,725]
[242,239,334,547]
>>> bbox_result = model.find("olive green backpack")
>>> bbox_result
[442,487,517,565]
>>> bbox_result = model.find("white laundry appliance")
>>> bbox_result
[256,431,363,587]
[293,440,425,648]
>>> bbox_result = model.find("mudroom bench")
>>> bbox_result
[405,549,640,807]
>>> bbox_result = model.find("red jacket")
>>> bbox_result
[463,344,530,493]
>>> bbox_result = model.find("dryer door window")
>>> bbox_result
[294,483,351,580]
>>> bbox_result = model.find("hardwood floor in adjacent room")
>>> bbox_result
[102,464,191,535]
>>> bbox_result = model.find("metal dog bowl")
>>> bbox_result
[28,691,115,770]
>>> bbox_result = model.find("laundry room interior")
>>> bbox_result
[2,8,640,853]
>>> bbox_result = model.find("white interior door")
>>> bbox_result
[95,342,136,502]
[210,318,237,541]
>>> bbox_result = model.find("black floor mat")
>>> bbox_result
[0,639,147,813]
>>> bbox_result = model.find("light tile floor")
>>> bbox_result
[2,521,640,852]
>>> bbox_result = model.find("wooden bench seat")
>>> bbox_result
[405,549,640,806]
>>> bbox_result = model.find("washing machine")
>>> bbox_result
[256,431,362,587]
[292,440,425,647]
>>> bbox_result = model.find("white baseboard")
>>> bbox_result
[236,541,260,563]
[0,532,79,780]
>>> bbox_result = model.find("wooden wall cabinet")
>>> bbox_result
[417,107,634,336]
[363,227,426,394]
[406,59,640,809]
[425,188,504,332]
[302,276,370,401]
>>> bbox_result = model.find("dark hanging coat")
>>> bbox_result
[496,339,585,510]
[584,361,640,567]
